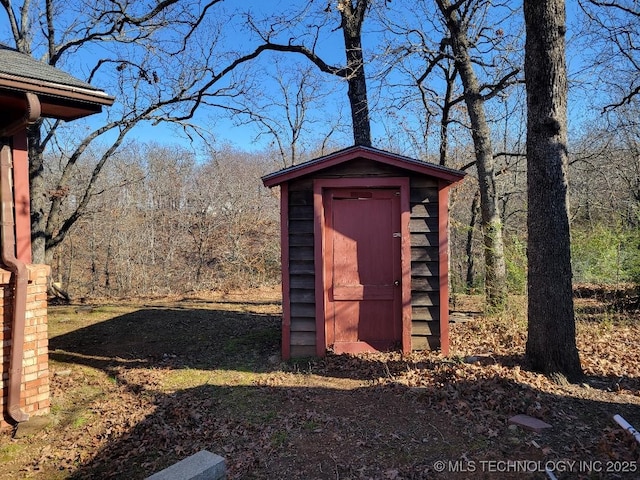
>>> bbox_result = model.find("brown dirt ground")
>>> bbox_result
[1,285,639,479]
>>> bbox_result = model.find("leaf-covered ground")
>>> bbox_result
[1,285,639,479]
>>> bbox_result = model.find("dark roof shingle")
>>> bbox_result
[0,43,99,91]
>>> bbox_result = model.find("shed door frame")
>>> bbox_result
[313,177,411,357]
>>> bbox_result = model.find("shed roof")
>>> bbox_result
[262,145,466,187]
[0,44,114,121]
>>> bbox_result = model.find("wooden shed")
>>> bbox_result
[262,145,465,359]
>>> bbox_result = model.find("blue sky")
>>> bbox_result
[0,0,609,159]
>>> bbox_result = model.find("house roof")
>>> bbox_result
[262,145,466,187]
[0,43,114,121]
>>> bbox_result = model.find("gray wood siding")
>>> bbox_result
[287,180,316,356]
[312,158,404,178]
[410,177,441,350]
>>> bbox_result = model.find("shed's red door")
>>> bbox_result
[324,188,402,353]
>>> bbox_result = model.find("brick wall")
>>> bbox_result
[0,264,50,428]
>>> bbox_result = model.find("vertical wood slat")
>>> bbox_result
[12,132,32,263]
[438,181,450,355]
[280,183,291,360]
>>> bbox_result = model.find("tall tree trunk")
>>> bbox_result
[524,0,582,382]
[27,123,47,265]
[463,84,507,311]
[466,189,480,290]
[436,0,508,310]
[439,63,456,166]
[339,0,372,147]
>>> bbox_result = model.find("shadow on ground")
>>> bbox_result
[44,302,640,479]
[49,306,281,372]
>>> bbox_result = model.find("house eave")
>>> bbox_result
[0,72,114,120]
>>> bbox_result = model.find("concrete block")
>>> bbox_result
[13,415,51,438]
[146,450,226,480]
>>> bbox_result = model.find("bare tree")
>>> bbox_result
[383,0,521,308]
[55,141,280,297]
[377,16,464,162]
[246,0,375,147]
[435,0,516,310]
[579,0,640,111]
[226,61,347,167]
[1,0,274,264]
[524,0,583,382]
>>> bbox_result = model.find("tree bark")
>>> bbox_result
[466,189,480,290]
[524,0,583,382]
[339,0,372,147]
